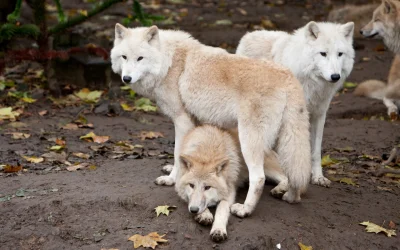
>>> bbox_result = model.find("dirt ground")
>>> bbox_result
[1,1,400,250]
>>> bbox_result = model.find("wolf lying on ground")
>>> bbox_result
[175,125,287,242]
[356,0,400,119]
[111,24,311,217]
[236,21,355,188]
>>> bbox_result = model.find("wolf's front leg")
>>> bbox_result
[155,114,195,186]
[310,113,331,187]
[210,193,235,242]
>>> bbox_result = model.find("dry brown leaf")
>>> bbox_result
[62,123,79,130]
[22,156,44,163]
[139,131,164,141]
[6,132,31,140]
[128,232,168,249]
[38,110,48,116]
[66,163,89,171]
[389,221,396,229]
[80,132,110,143]
[56,138,66,146]
[72,152,90,159]
[3,165,23,173]
[360,221,396,237]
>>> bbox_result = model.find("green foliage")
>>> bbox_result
[0,23,40,42]
[6,0,22,24]
[54,0,67,23]
[123,0,164,26]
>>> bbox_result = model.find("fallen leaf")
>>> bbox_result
[377,186,393,192]
[78,9,88,16]
[261,18,276,29]
[6,132,31,139]
[3,165,23,173]
[215,19,232,25]
[80,132,110,143]
[139,131,164,141]
[135,98,157,112]
[38,110,48,116]
[121,102,135,112]
[389,221,396,229]
[62,123,79,130]
[74,88,103,103]
[50,145,65,151]
[128,232,168,249]
[41,151,68,163]
[55,138,66,146]
[155,205,176,217]
[339,177,358,186]
[298,242,313,250]
[236,7,247,15]
[21,97,36,103]
[359,154,380,160]
[0,107,20,121]
[72,152,90,159]
[66,163,89,171]
[360,221,396,237]
[321,155,338,167]
[22,156,44,163]
[334,146,355,153]
[343,82,357,88]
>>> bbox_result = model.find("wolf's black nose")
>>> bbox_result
[189,206,199,214]
[123,76,132,83]
[359,30,363,35]
[331,74,340,82]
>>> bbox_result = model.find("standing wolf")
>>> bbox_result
[356,0,400,119]
[111,24,311,217]
[176,125,287,242]
[236,21,355,187]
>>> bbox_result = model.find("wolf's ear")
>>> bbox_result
[180,155,193,170]
[383,0,396,14]
[305,21,319,40]
[115,23,128,41]
[342,22,354,40]
[215,159,229,175]
[146,25,159,45]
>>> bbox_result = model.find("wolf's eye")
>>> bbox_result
[320,52,327,57]
[374,19,380,22]
[189,183,194,188]
[204,186,211,190]
[122,55,127,60]
[137,56,144,61]
[338,52,343,57]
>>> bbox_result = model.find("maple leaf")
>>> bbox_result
[22,156,44,163]
[298,242,313,250]
[80,132,110,143]
[128,232,168,249]
[155,205,176,217]
[139,131,164,141]
[360,221,396,237]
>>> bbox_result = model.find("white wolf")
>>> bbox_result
[111,24,311,217]
[236,21,355,187]
[176,125,287,242]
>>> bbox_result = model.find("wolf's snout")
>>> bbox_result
[189,206,199,214]
[330,74,340,82]
[359,29,364,35]
[122,76,132,83]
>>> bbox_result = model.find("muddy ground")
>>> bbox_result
[1,1,400,250]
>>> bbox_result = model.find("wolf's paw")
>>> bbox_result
[311,176,331,187]
[210,228,227,242]
[270,180,288,198]
[282,189,301,204]
[230,203,251,218]
[154,175,175,186]
[194,210,213,226]
[162,164,174,174]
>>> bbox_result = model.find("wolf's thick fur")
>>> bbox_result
[236,21,355,187]
[175,125,287,242]
[111,24,311,217]
[356,0,400,119]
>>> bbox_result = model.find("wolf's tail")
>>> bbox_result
[354,79,386,100]
[276,85,311,199]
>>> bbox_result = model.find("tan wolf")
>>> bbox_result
[356,0,400,119]
[110,24,311,217]
[175,125,287,242]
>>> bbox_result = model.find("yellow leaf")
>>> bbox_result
[155,205,176,217]
[80,132,110,143]
[74,88,103,103]
[360,221,397,237]
[139,131,164,141]
[135,98,157,112]
[321,155,338,167]
[72,152,91,159]
[50,145,65,151]
[120,102,135,111]
[128,232,168,249]
[78,9,88,16]
[22,156,44,163]
[21,97,36,103]
[339,177,358,186]
[6,132,30,139]
[298,242,313,250]
[0,107,20,121]
[343,82,357,88]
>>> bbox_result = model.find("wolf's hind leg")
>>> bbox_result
[264,152,288,198]
[155,114,194,186]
